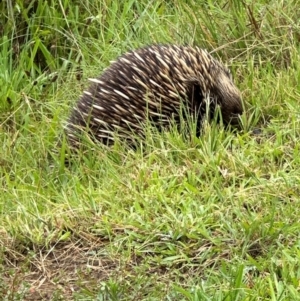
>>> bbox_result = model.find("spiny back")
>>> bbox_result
[66,44,243,147]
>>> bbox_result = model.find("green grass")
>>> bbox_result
[1,0,300,300]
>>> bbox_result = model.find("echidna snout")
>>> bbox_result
[213,70,243,125]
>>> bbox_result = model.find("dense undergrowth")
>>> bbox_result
[1,0,300,300]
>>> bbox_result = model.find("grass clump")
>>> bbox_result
[1,0,300,300]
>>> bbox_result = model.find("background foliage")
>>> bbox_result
[1,0,300,300]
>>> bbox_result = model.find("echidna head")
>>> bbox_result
[211,66,243,125]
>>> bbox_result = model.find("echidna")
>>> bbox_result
[66,44,243,147]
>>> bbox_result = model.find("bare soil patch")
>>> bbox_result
[2,235,119,300]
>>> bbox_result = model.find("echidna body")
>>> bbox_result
[66,44,243,147]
